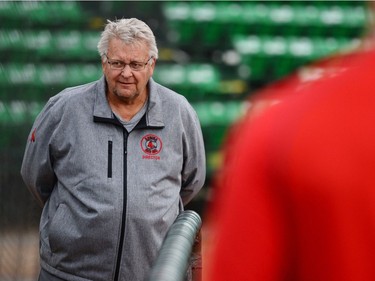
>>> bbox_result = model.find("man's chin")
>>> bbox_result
[114,89,137,102]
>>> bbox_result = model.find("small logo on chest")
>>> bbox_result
[140,134,162,160]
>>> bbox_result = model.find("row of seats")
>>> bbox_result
[194,100,246,127]
[233,35,359,80]
[163,2,367,45]
[0,100,43,125]
[0,29,358,85]
[0,63,248,100]
[2,31,357,99]
[0,28,351,66]
[163,2,367,27]
[153,64,221,96]
[194,100,247,174]
[0,63,102,88]
[0,1,85,27]
[233,35,357,57]
[0,99,245,127]
[1,2,366,61]
[0,29,100,61]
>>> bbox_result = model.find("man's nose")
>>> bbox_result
[121,65,133,76]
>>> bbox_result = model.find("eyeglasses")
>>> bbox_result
[105,55,153,71]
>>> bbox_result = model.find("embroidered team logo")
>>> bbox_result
[140,134,162,160]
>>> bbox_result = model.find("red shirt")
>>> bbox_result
[206,47,375,281]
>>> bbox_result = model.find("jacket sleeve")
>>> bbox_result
[20,98,59,207]
[180,106,206,206]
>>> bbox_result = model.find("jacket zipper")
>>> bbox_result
[108,140,113,178]
[114,129,128,281]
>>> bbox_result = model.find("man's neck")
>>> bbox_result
[107,93,148,122]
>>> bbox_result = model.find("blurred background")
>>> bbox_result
[0,1,371,280]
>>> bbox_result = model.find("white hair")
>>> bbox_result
[97,18,158,60]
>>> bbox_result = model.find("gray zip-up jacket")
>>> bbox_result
[20,76,206,281]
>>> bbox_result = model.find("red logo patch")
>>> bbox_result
[140,134,162,160]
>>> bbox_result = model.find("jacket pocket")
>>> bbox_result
[108,140,112,178]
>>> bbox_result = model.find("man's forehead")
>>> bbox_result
[108,38,148,59]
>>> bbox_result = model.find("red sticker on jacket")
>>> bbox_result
[30,128,36,142]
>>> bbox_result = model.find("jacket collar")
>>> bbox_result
[93,76,165,129]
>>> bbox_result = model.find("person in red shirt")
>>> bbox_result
[205,29,375,281]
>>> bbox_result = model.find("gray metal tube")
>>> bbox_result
[148,210,202,281]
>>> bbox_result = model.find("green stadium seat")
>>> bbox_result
[8,101,28,124]
[81,32,101,59]
[0,1,13,17]
[1,63,102,90]
[27,101,44,118]
[190,2,216,22]
[66,64,102,86]
[0,29,100,61]
[232,34,355,81]
[1,1,85,27]
[193,101,245,127]
[193,101,246,175]
[54,31,84,59]
[23,30,54,58]
[162,2,194,44]
[287,37,315,59]
[0,101,12,124]
[231,35,267,80]
[153,64,187,89]
[344,5,368,28]
[162,1,190,21]
[214,3,245,38]
[190,2,219,45]
[192,102,210,127]
[232,35,262,55]
[36,64,68,86]
[162,1,367,46]
[319,6,345,26]
[206,101,227,126]
[0,30,23,53]
[0,64,6,85]
[22,2,52,25]
[263,36,288,56]
[0,101,44,125]
[5,63,38,86]
[54,1,83,23]
[186,64,220,96]
[241,3,270,26]
[293,5,320,27]
[0,2,19,28]
[268,4,295,25]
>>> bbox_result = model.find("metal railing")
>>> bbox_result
[148,210,202,281]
